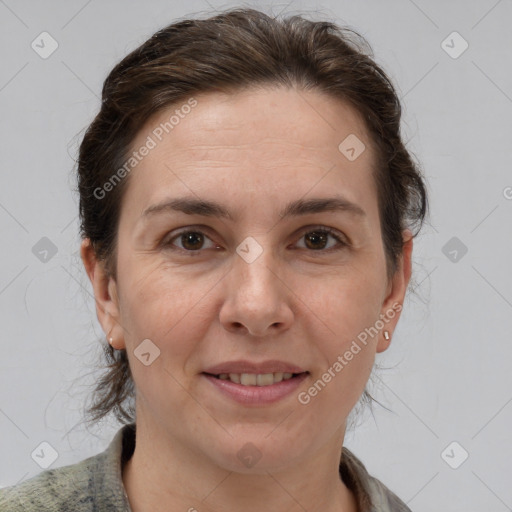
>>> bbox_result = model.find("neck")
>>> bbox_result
[122,414,358,512]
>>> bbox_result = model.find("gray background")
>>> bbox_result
[1,0,511,510]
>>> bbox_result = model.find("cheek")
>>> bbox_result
[303,316,376,421]
[119,259,218,356]
[118,261,215,414]
[295,263,386,338]
[294,267,384,397]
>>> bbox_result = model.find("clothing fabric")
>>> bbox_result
[0,423,411,511]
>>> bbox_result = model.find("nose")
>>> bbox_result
[219,247,294,337]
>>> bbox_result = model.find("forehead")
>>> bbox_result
[122,86,377,222]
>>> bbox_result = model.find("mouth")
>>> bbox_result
[203,371,309,387]
[201,370,309,405]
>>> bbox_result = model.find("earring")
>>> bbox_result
[384,331,390,340]
[107,328,115,347]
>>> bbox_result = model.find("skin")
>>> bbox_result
[81,85,412,512]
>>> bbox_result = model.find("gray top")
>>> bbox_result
[0,424,411,511]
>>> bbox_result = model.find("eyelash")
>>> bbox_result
[161,225,348,255]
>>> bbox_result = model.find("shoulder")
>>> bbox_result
[0,424,134,512]
[0,451,105,511]
[365,475,412,511]
[341,447,412,512]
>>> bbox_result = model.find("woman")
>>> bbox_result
[0,7,427,512]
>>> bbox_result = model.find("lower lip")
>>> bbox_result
[202,373,309,405]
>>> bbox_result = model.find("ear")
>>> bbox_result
[376,229,413,353]
[80,238,125,350]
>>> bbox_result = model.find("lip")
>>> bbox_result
[202,359,307,374]
[202,372,309,405]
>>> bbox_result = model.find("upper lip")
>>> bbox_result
[203,360,308,375]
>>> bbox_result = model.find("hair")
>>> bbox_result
[77,7,429,425]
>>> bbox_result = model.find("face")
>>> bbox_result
[83,86,412,472]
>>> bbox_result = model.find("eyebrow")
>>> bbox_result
[141,196,366,222]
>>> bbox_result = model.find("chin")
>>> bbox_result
[202,433,305,474]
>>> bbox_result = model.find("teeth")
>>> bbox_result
[240,373,257,386]
[256,373,274,386]
[229,373,240,383]
[216,372,298,386]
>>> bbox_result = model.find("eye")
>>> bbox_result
[162,225,348,255]
[294,226,348,252]
[163,228,218,253]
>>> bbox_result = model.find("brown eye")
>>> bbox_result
[164,229,217,252]
[296,227,347,252]
[163,226,347,255]
[180,232,205,250]
[304,231,329,250]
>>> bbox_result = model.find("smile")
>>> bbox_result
[201,371,309,405]
[209,372,299,386]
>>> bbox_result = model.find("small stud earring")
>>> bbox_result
[384,331,390,341]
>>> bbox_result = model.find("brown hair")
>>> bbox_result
[77,7,428,425]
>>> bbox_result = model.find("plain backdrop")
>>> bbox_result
[1,1,511,510]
